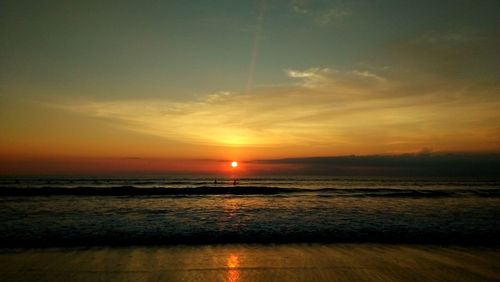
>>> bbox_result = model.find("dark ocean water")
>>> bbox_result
[0,176,499,246]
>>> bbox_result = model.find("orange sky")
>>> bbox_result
[1,1,499,175]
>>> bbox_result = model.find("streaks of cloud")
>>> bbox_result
[49,60,500,154]
[290,0,352,26]
[38,28,500,154]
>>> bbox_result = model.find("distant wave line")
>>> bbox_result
[1,186,499,197]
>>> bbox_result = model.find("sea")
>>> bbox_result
[0,176,499,247]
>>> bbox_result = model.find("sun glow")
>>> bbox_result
[231,161,238,168]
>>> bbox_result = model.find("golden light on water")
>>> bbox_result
[227,254,239,268]
[227,254,240,282]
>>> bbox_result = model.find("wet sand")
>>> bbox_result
[1,244,499,281]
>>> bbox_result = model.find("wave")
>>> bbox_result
[1,186,499,197]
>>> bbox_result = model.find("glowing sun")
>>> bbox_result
[231,161,238,168]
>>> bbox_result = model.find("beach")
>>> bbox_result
[1,244,499,281]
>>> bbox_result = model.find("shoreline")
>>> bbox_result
[1,244,499,281]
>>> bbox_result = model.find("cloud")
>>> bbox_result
[250,153,500,176]
[285,68,332,87]
[47,62,499,154]
[51,67,392,148]
[203,91,231,103]
[286,67,386,89]
[315,7,351,25]
[290,0,352,26]
[46,29,500,155]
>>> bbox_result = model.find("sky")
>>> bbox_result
[1,0,499,176]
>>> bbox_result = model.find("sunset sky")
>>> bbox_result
[1,0,499,175]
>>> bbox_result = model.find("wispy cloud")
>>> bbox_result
[315,7,351,25]
[285,67,386,89]
[41,27,500,154]
[47,54,499,154]
[290,0,352,26]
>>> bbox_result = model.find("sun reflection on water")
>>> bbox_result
[227,254,239,268]
[226,254,240,282]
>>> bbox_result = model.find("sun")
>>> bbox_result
[231,161,238,168]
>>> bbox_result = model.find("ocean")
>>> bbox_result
[1,176,499,247]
